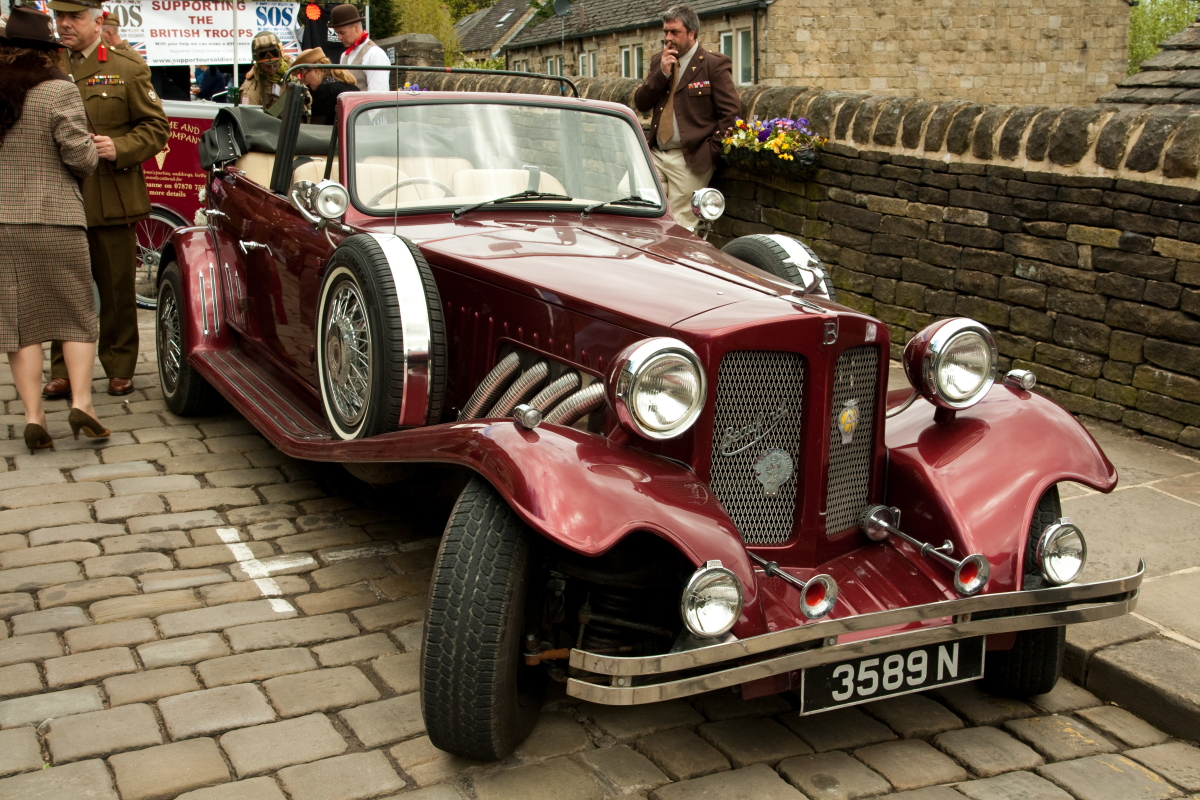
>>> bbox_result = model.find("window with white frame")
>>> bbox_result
[545,56,556,75]
[738,29,752,84]
[589,51,598,77]
[719,29,754,85]
[620,45,644,79]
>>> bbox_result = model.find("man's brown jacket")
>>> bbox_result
[60,41,169,227]
[634,46,741,174]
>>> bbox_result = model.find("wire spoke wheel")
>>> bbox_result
[136,210,184,310]
[158,282,183,394]
[323,278,372,428]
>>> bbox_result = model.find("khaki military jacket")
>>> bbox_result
[241,60,293,108]
[60,41,169,227]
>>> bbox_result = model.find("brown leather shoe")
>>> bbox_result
[107,378,135,396]
[42,377,71,399]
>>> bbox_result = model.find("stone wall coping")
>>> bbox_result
[407,73,1200,192]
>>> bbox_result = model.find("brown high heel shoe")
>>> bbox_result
[68,408,110,440]
[23,423,53,454]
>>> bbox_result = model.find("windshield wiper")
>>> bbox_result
[582,196,660,217]
[452,190,574,220]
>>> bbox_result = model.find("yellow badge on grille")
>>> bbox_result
[838,399,860,445]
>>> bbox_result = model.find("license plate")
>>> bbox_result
[800,637,985,714]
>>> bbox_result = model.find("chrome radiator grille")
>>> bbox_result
[708,352,805,545]
[825,346,879,535]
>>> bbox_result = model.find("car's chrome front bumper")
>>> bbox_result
[565,562,1144,705]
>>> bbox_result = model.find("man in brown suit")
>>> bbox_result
[634,4,741,231]
[44,0,168,398]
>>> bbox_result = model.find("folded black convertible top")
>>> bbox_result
[199,106,333,170]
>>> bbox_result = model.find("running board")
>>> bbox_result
[192,349,332,454]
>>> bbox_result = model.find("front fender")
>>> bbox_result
[884,385,1117,593]
[317,420,764,636]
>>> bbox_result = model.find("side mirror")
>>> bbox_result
[289,179,350,227]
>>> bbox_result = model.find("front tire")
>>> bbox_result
[421,477,546,760]
[982,486,1066,697]
[157,261,223,416]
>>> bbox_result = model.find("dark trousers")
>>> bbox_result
[51,224,138,380]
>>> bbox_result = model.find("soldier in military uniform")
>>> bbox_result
[241,31,295,108]
[43,0,169,399]
[99,11,139,59]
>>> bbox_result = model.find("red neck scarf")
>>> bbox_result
[344,31,369,56]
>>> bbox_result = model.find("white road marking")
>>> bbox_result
[216,526,289,609]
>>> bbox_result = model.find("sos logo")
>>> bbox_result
[110,4,144,26]
[255,4,295,27]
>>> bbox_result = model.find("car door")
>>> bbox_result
[245,187,337,388]
[207,168,269,338]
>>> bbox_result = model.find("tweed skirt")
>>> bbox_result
[0,224,98,352]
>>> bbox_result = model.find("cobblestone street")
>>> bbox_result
[1,310,1199,800]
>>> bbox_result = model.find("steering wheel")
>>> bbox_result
[368,177,455,206]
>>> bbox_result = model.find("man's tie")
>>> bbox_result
[657,63,678,148]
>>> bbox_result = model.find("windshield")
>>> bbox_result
[349,101,662,216]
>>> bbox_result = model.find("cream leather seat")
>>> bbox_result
[293,157,339,184]
[362,156,473,199]
[451,169,567,198]
[233,152,275,186]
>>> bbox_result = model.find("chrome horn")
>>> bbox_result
[748,552,838,619]
[861,505,990,596]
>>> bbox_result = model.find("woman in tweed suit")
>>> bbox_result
[0,5,109,452]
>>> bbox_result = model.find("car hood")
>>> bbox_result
[404,218,814,332]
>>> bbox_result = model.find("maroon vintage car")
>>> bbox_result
[159,68,1143,760]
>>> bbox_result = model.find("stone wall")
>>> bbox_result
[412,73,1200,451]
[502,0,1130,107]
[757,0,1130,105]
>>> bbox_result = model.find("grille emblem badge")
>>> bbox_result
[754,449,794,497]
[719,403,788,456]
[838,399,860,445]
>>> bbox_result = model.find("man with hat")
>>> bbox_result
[42,0,169,399]
[99,11,137,57]
[241,31,295,108]
[330,4,388,93]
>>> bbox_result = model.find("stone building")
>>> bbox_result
[503,0,1133,107]
[458,0,538,63]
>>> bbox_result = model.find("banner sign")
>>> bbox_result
[103,0,301,67]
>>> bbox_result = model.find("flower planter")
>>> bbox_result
[722,146,818,179]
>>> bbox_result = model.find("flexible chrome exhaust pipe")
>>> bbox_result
[861,505,989,596]
[488,361,549,417]
[748,552,838,619]
[459,352,521,420]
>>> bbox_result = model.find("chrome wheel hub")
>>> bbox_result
[159,287,182,393]
[323,280,371,427]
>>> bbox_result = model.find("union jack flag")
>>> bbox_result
[127,40,149,57]
[32,1,51,12]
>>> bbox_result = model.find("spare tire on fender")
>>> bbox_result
[316,233,447,440]
[722,233,837,302]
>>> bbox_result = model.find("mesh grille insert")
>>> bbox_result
[825,345,879,535]
[709,351,805,545]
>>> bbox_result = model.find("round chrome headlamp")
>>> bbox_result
[691,188,726,221]
[610,338,706,440]
[313,180,350,220]
[681,561,743,638]
[904,318,998,410]
[1037,519,1087,585]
